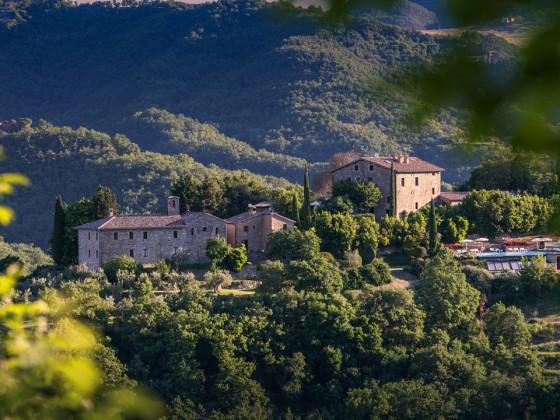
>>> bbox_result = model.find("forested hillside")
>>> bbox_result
[0,123,290,248]
[0,0,516,181]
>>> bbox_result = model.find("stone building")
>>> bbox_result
[330,154,444,219]
[439,192,469,207]
[74,196,226,269]
[226,202,296,260]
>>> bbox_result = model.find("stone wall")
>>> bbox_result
[228,213,295,261]
[331,160,391,218]
[395,172,441,216]
[332,159,441,218]
[97,215,226,268]
[78,230,101,269]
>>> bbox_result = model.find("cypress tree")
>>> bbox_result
[49,195,66,265]
[389,162,396,217]
[302,163,312,229]
[428,198,438,254]
[292,192,301,226]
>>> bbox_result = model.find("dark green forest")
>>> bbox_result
[0,0,515,179]
[0,123,291,248]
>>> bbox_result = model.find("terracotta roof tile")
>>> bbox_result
[74,212,220,230]
[331,157,444,174]
[226,211,295,225]
[439,192,469,201]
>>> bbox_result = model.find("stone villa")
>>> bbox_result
[75,196,295,269]
[226,202,296,256]
[331,154,444,218]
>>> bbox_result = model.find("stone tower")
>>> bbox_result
[167,196,180,216]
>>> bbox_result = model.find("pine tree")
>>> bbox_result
[301,164,312,229]
[428,198,438,254]
[49,195,66,265]
[292,193,300,226]
[389,162,396,217]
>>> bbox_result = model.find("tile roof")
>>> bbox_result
[331,157,444,174]
[439,192,469,202]
[226,211,295,225]
[74,212,219,230]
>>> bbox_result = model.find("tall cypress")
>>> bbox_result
[389,162,396,217]
[428,198,438,254]
[292,192,301,226]
[302,163,312,228]
[49,195,66,265]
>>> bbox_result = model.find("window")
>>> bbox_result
[114,232,118,240]
[143,249,148,257]
[215,227,219,235]
[96,250,98,258]
[387,196,390,203]
[88,232,91,240]
[356,177,360,181]
[368,177,372,181]
[432,188,435,195]
[129,232,134,240]
[401,178,405,187]
[202,227,207,232]
[385,209,390,215]
[432,172,436,176]
[369,164,374,170]
[191,228,194,235]
[143,231,148,239]
[173,230,178,238]
[174,247,178,253]
[415,202,419,210]
[347,177,351,181]
[252,225,255,230]
[283,224,288,230]
[354,165,359,171]
[88,250,91,258]
[129,249,134,257]
[244,240,248,249]
[96,232,98,240]
[415,177,419,186]
[244,225,249,232]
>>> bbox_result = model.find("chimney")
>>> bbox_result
[403,155,409,164]
[167,196,180,216]
[108,208,114,217]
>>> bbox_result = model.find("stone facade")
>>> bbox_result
[331,155,444,219]
[226,204,295,260]
[75,199,226,269]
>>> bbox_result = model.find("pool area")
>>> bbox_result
[476,251,546,259]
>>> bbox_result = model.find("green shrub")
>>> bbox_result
[319,252,336,262]
[102,255,143,282]
[154,259,171,279]
[340,249,362,270]
[345,267,364,289]
[461,265,494,294]
[409,246,427,258]
[360,259,391,286]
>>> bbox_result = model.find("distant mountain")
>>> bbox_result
[0,1,516,175]
[353,0,439,30]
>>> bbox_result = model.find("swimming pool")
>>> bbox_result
[476,251,545,259]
